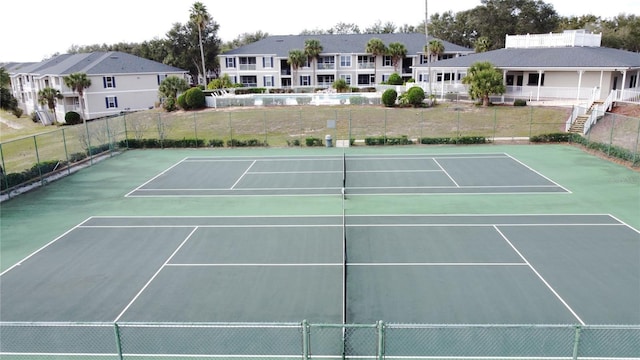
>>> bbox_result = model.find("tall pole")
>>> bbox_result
[425,0,432,97]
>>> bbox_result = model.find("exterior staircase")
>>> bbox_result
[568,101,603,134]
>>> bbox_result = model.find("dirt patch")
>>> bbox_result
[609,102,640,117]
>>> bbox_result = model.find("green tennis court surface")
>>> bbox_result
[1,145,639,358]
[126,153,568,197]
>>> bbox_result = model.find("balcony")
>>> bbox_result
[239,64,257,71]
[358,63,375,69]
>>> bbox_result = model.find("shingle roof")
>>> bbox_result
[222,33,472,57]
[422,47,640,69]
[6,52,187,76]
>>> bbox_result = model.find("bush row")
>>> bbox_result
[1,144,113,191]
[121,138,268,148]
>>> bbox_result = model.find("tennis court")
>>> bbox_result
[1,145,639,358]
[126,153,568,197]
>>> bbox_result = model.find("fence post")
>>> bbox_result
[123,113,129,149]
[633,118,640,165]
[113,323,124,360]
[377,321,385,360]
[572,325,582,360]
[228,112,233,147]
[0,143,7,194]
[193,112,199,148]
[302,320,310,360]
[33,135,44,186]
[62,128,71,176]
[263,111,268,145]
[608,115,616,157]
[85,119,93,165]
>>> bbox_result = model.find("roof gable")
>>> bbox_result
[422,47,640,69]
[7,52,187,76]
[222,33,472,57]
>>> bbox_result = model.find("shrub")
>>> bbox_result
[514,99,527,106]
[184,87,205,109]
[208,139,224,147]
[405,86,425,107]
[305,137,323,146]
[349,96,365,105]
[333,78,349,93]
[64,111,82,125]
[30,111,38,122]
[177,94,188,109]
[163,97,177,112]
[382,89,398,107]
[11,107,23,118]
[387,73,403,85]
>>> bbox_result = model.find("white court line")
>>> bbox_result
[124,157,189,197]
[433,159,460,187]
[493,225,586,325]
[350,262,527,266]
[113,227,198,322]
[230,160,256,189]
[248,170,341,174]
[166,263,343,267]
[504,153,572,193]
[0,217,94,276]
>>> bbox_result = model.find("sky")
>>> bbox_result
[1,0,638,63]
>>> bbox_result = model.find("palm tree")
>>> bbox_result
[159,76,189,100]
[63,72,92,121]
[287,50,306,87]
[190,2,211,86]
[387,42,407,73]
[37,87,63,123]
[365,38,387,85]
[474,36,491,53]
[304,39,323,87]
[426,39,444,62]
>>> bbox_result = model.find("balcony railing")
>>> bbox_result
[239,64,257,71]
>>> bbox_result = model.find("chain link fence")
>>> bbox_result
[1,321,638,359]
[1,106,639,200]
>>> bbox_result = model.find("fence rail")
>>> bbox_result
[1,105,638,199]
[1,321,638,359]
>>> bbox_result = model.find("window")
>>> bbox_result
[263,57,273,68]
[357,56,375,69]
[263,76,274,87]
[383,56,393,67]
[340,55,351,68]
[527,73,545,86]
[340,74,351,85]
[300,76,311,86]
[357,74,374,85]
[157,74,168,85]
[240,75,257,87]
[629,74,638,88]
[239,57,257,70]
[317,75,334,85]
[317,56,335,70]
[226,58,236,68]
[105,96,118,108]
[103,76,116,88]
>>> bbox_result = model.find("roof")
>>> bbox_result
[421,47,640,70]
[222,33,472,57]
[5,52,187,76]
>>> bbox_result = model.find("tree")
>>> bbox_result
[63,72,91,121]
[365,38,387,86]
[37,87,63,123]
[190,2,211,86]
[332,78,349,93]
[287,50,306,87]
[387,42,407,73]
[0,67,9,88]
[474,36,491,53]
[159,76,189,112]
[426,39,444,62]
[304,39,323,87]
[461,61,506,107]
[159,76,189,100]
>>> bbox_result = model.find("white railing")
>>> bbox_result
[505,31,602,48]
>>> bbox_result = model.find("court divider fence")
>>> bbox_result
[0,321,639,359]
[1,106,639,199]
